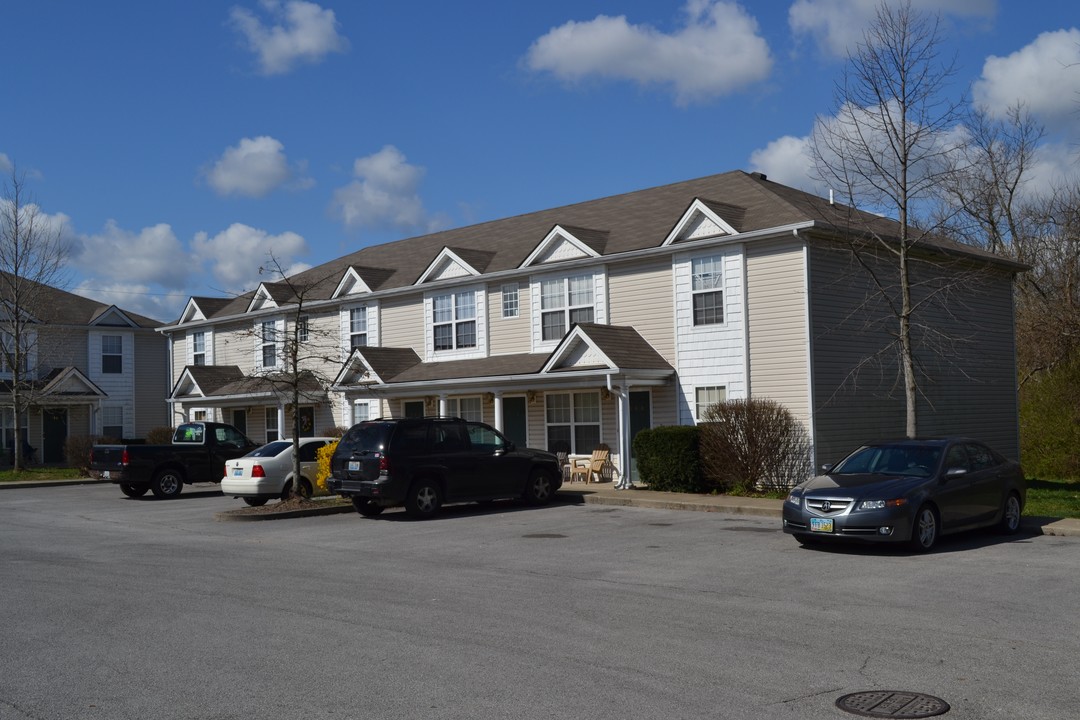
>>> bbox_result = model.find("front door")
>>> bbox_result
[629,391,651,482]
[43,408,68,464]
[502,396,527,448]
[232,409,247,437]
[404,400,425,418]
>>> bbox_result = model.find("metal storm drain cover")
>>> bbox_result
[835,691,950,718]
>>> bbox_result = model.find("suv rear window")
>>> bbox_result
[341,422,391,454]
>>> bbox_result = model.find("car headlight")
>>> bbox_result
[786,492,802,506]
[858,499,907,511]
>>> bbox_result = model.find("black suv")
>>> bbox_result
[328,417,563,518]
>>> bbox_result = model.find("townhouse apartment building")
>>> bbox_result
[159,171,1024,481]
[0,277,168,463]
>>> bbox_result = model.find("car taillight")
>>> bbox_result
[251,464,265,478]
[121,449,129,466]
[379,454,389,473]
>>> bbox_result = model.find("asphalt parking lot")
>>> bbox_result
[2,483,1078,720]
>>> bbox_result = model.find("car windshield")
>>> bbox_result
[833,445,942,478]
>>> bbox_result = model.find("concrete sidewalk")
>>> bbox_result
[557,481,1080,538]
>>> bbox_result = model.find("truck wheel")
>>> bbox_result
[120,483,148,498]
[151,469,184,498]
[405,479,442,519]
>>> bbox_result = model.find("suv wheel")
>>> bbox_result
[352,497,384,517]
[406,479,442,519]
[524,469,554,506]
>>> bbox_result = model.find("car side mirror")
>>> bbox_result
[820,463,834,474]
[944,467,967,480]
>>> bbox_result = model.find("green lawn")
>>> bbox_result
[1024,477,1080,519]
[0,467,85,483]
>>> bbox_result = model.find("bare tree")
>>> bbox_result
[0,168,71,470]
[810,1,968,437]
[247,255,342,501]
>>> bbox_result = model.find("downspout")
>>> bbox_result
[606,373,632,489]
[795,228,817,471]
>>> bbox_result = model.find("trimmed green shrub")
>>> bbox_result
[633,425,706,492]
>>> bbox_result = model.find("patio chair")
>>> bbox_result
[570,448,609,484]
[555,452,571,482]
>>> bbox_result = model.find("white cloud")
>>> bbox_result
[524,1,773,105]
[973,28,1080,133]
[230,0,348,75]
[192,222,308,291]
[749,135,818,193]
[0,153,11,174]
[330,145,439,232]
[789,0,995,58]
[204,136,313,198]
[73,221,192,290]
[71,280,186,324]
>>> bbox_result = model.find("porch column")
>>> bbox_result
[493,392,503,431]
[439,394,449,417]
[616,384,632,489]
[277,404,287,439]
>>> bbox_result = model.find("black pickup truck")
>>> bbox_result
[90,422,258,498]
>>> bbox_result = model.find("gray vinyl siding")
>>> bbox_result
[608,259,675,364]
[808,242,1020,464]
[133,331,169,435]
[379,295,424,352]
[745,239,810,425]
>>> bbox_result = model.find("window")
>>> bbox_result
[192,331,206,366]
[695,386,726,420]
[0,333,27,374]
[349,307,367,349]
[545,392,600,454]
[502,283,519,318]
[265,407,279,442]
[541,275,594,341]
[432,291,477,351]
[1,409,28,450]
[445,397,482,422]
[467,423,508,454]
[102,407,124,439]
[352,401,370,425]
[102,335,123,374]
[298,316,309,343]
[192,409,208,422]
[691,256,724,325]
[260,321,277,368]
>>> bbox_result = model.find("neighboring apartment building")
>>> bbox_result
[159,171,1024,480]
[0,279,169,463]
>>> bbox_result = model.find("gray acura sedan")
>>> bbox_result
[782,438,1025,551]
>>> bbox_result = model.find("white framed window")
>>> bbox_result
[432,291,477,351]
[192,409,208,422]
[191,331,206,366]
[349,307,367,349]
[691,255,724,326]
[265,407,279,442]
[102,335,123,374]
[502,283,519,318]
[446,397,482,422]
[0,332,28,374]
[695,386,726,421]
[1,409,28,450]
[102,406,124,439]
[544,391,600,454]
[298,316,309,343]
[259,320,278,368]
[540,274,594,341]
[352,400,370,425]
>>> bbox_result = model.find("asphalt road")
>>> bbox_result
[2,483,1078,720]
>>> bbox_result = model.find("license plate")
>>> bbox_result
[348,461,360,472]
[102,470,110,480]
[232,468,243,476]
[810,517,834,533]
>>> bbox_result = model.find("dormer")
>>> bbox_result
[246,283,289,313]
[662,198,743,246]
[415,247,495,284]
[89,305,138,327]
[331,265,396,298]
[520,225,606,268]
[179,298,206,324]
[178,297,231,325]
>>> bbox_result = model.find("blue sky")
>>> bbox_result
[3,0,1079,322]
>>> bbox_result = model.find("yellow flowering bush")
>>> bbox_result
[315,441,338,494]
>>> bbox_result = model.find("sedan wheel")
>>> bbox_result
[405,479,442,519]
[119,483,148,498]
[243,497,269,507]
[908,504,939,552]
[998,492,1022,535]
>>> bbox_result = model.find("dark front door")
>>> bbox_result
[232,409,247,436]
[502,396,527,448]
[404,401,425,418]
[629,391,651,482]
[43,408,68,464]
